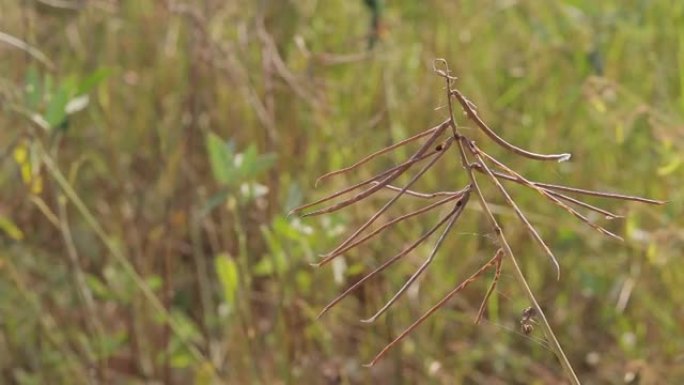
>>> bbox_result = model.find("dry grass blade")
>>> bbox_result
[477,147,623,241]
[317,138,454,263]
[364,249,502,367]
[316,191,466,267]
[316,202,465,317]
[463,139,561,278]
[361,192,469,323]
[450,89,571,162]
[475,249,503,324]
[0,31,55,71]
[314,123,443,187]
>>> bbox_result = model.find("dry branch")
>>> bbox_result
[296,59,662,385]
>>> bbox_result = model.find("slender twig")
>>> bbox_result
[291,149,438,215]
[317,137,454,263]
[315,124,443,187]
[361,191,470,323]
[370,181,465,199]
[455,133,581,385]
[316,190,466,267]
[292,123,448,217]
[548,190,622,219]
[470,164,623,219]
[471,164,663,205]
[460,138,561,278]
[475,248,503,324]
[316,201,465,316]
[475,146,623,241]
[363,248,502,367]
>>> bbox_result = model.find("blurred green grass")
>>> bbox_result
[0,1,682,384]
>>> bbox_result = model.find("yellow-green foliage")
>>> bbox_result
[0,1,681,384]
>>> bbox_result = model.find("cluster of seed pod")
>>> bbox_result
[291,59,664,376]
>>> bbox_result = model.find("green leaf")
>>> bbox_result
[199,188,231,217]
[78,67,111,94]
[145,274,163,291]
[0,215,24,241]
[205,131,276,186]
[170,350,193,368]
[85,274,114,301]
[241,143,276,179]
[24,65,42,110]
[44,86,69,129]
[206,132,236,184]
[215,253,239,306]
[252,257,274,276]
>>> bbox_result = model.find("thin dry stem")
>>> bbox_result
[291,149,438,216]
[548,190,622,219]
[315,124,442,187]
[462,139,561,279]
[471,164,623,219]
[316,190,466,267]
[364,248,501,367]
[475,248,503,324]
[476,147,623,241]
[361,192,470,323]
[293,123,448,217]
[317,138,454,263]
[454,138,580,385]
[370,181,465,199]
[488,169,664,204]
[316,202,465,317]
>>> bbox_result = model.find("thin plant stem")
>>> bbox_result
[455,138,581,385]
[291,149,437,215]
[317,138,454,263]
[475,248,503,324]
[476,146,623,241]
[460,139,562,279]
[316,190,466,266]
[471,165,623,219]
[37,143,218,377]
[315,123,443,186]
[316,201,465,317]
[363,249,502,367]
[292,123,448,217]
[370,181,465,199]
[470,164,664,205]
[361,192,469,323]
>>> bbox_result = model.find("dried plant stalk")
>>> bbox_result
[297,59,664,384]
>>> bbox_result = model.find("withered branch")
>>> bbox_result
[296,59,662,385]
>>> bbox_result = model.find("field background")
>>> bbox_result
[1,1,682,384]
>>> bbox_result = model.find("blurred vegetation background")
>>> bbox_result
[0,1,682,384]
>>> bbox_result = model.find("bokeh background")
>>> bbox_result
[1,1,683,384]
